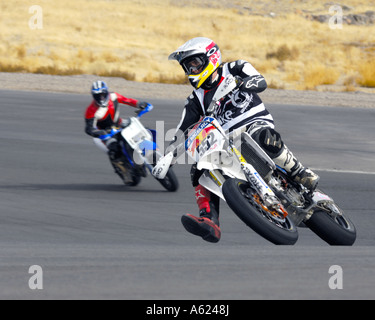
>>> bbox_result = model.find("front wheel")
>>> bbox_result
[222,178,298,245]
[149,151,179,192]
[155,167,179,192]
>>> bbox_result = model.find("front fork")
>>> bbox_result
[231,145,288,217]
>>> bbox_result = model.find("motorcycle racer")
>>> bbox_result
[167,37,320,243]
[84,80,149,179]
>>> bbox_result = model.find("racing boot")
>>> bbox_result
[272,144,320,191]
[181,185,221,243]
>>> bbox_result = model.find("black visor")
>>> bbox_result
[93,91,109,105]
[182,55,206,75]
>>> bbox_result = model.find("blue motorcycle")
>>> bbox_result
[96,103,179,191]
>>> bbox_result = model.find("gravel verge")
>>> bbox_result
[1,72,374,108]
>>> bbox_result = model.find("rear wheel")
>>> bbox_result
[222,178,298,245]
[305,205,356,246]
[111,158,141,186]
[126,172,141,186]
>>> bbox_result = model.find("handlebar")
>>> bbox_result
[98,127,122,141]
[137,103,153,118]
[98,103,154,141]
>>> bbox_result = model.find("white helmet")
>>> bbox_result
[91,80,110,107]
[169,37,222,89]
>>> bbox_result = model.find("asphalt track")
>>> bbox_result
[0,89,374,301]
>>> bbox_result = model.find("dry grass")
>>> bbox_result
[266,44,300,62]
[1,0,375,91]
[357,60,375,87]
[301,63,341,90]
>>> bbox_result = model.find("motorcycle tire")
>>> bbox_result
[126,173,141,187]
[149,150,179,192]
[222,178,298,245]
[305,209,356,246]
[111,159,140,187]
[155,167,179,192]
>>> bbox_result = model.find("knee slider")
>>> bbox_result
[252,127,284,157]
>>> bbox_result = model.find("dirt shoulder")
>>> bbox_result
[1,72,374,108]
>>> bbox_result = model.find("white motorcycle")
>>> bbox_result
[153,75,356,245]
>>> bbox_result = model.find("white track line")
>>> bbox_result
[311,168,375,175]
